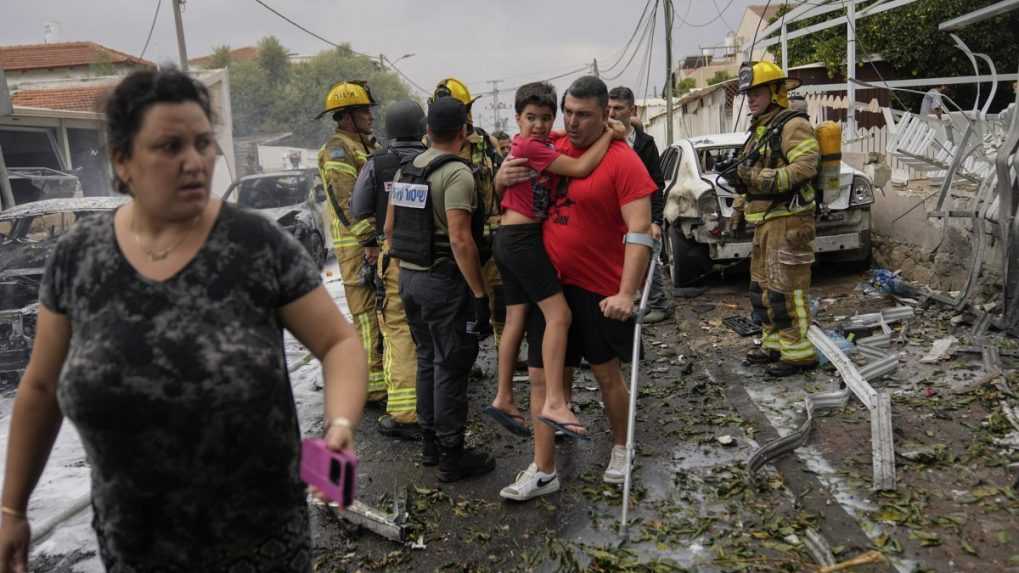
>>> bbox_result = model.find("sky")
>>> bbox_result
[3,0,767,134]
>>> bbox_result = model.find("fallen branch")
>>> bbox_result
[817,550,885,573]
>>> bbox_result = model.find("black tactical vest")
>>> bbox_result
[390,154,488,268]
[369,146,422,234]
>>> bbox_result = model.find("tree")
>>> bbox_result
[228,37,414,148]
[674,78,697,97]
[257,36,290,87]
[769,0,1019,112]
[708,71,734,86]
[207,45,233,69]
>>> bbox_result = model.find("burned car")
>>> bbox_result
[661,133,874,293]
[2,167,83,210]
[224,169,328,268]
[0,197,127,383]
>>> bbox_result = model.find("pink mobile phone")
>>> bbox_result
[300,438,358,508]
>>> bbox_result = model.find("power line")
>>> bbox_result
[673,0,737,28]
[639,0,660,100]
[731,0,776,131]
[139,0,163,60]
[251,0,429,95]
[602,0,655,73]
[603,3,658,82]
[840,0,911,113]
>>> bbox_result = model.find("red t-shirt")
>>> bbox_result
[500,134,562,218]
[543,139,657,297]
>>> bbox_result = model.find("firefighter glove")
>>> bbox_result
[757,168,778,193]
[469,296,493,340]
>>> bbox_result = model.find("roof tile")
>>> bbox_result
[10,84,112,112]
[0,41,154,72]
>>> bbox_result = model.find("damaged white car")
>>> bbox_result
[661,132,874,293]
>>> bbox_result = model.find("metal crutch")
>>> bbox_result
[619,238,662,535]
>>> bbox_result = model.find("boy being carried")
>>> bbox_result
[485,81,624,440]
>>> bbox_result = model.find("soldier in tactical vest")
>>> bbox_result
[350,100,428,439]
[384,97,495,482]
[430,78,507,343]
[731,62,820,377]
[316,81,386,401]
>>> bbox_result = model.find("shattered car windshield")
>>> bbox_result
[698,147,740,174]
[237,175,309,209]
[1,211,98,243]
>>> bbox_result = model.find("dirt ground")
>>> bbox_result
[309,266,1019,573]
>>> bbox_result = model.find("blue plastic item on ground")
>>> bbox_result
[814,330,854,366]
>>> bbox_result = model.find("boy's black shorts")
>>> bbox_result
[526,285,639,369]
[493,224,562,306]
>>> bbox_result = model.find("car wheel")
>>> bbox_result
[669,223,712,297]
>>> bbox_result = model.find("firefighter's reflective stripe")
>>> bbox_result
[781,289,816,362]
[786,138,818,162]
[349,218,374,238]
[323,160,359,179]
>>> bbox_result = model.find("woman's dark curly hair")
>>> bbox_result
[103,67,214,194]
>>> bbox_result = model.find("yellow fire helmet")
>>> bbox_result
[431,78,480,119]
[316,80,377,119]
[738,61,801,109]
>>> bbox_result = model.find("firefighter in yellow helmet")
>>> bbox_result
[431,78,507,341]
[729,61,819,377]
[316,81,387,400]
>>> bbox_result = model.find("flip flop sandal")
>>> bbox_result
[482,405,531,437]
[537,416,592,441]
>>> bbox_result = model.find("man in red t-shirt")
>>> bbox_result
[495,76,655,501]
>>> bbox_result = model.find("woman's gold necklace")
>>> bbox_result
[130,207,202,262]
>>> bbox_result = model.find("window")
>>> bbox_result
[68,128,108,196]
[0,128,62,170]
[698,146,740,174]
[660,147,681,180]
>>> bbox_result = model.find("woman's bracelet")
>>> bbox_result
[328,417,353,431]
[1,506,26,519]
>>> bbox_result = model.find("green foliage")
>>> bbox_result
[206,45,233,69]
[708,71,734,86]
[768,0,1019,110]
[229,38,414,148]
[256,36,290,87]
[675,78,697,96]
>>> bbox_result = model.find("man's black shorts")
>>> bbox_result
[526,285,639,369]
[493,224,562,306]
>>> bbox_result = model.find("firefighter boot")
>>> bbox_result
[378,414,421,441]
[766,360,818,378]
[438,445,496,482]
[746,348,781,364]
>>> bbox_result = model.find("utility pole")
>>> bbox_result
[592,58,600,78]
[172,0,189,72]
[379,54,386,70]
[664,0,675,145]
[488,80,503,133]
[846,0,857,139]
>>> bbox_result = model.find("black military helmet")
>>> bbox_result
[384,99,426,140]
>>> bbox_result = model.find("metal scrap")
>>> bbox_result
[747,388,851,474]
[871,394,896,491]
[809,326,877,410]
[844,306,914,335]
[332,493,409,543]
[803,528,837,568]
[858,354,900,381]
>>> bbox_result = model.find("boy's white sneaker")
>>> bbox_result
[500,463,560,501]
[603,445,632,484]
